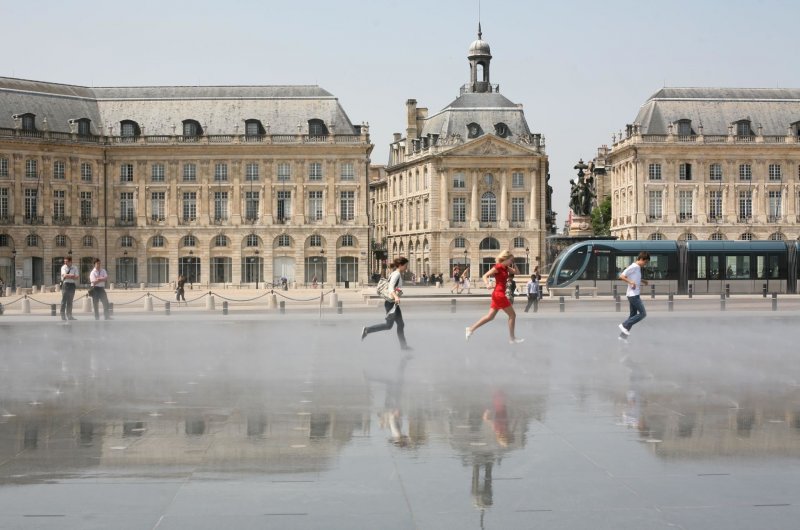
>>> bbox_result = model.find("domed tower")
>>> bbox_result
[468,24,493,93]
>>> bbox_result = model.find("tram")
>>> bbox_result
[546,240,799,295]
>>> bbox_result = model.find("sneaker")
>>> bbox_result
[618,333,629,342]
[361,327,368,341]
[509,338,525,344]
[465,327,473,341]
[401,345,413,351]
[618,324,630,336]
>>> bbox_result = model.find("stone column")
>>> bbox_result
[469,170,479,228]
[499,170,508,229]
[439,168,448,229]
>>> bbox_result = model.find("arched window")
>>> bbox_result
[341,235,354,247]
[183,235,197,247]
[244,119,264,137]
[494,122,510,138]
[245,234,260,247]
[648,233,664,240]
[734,119,753,137]
[27,234,39,247]
[120,120,141,140]
[479,237,500,250]
[480,192,497,222]
[18,113,36,131]
[182,120,203,137]
[740,232,754,241]
[120,235,134,247]
[214,235,228,247]
[76,118,92,136]
[277,234,291,247]
[467,122,483,138]
[710,232,725,241]
[513,237,526,248]
[82,235,93,247]
[769,232,785,241]
[151,235,165,248]
[308,119,328,137]
[309,234,322,247]
[454,237,466,248]
[55,234,67,247]
[678,233,696,241]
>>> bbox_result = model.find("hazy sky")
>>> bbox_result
[2,0,798,229]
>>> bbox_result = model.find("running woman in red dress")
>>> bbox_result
[465,250,524,344]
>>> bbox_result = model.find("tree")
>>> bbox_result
[591,196,611,235]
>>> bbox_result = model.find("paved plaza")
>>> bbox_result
[0,303,798,529]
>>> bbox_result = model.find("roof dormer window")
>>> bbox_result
[120,120,141,140]
[676,119,693,136]
[245,119,264,137]
[494,122,509,138]
[735,119,752,137]
[76,118,91,136]
[308,119,328,137]
[467,122,483,138]
[20,113,36,131]
[182,120,202,138]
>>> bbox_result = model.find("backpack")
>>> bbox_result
[376,277,396,301]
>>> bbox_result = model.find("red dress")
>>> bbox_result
[490,263,511,310]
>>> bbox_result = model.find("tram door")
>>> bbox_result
[693,253,724,294]
[758,254,783,294]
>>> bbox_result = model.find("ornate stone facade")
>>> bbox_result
[0,79,372,287]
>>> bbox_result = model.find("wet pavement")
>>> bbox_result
[0,310,798,529]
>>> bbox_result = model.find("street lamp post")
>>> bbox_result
[525,246,530,275]
[254,249,260,289]
[463,248,468,272]
[319,248,325,288]
[11,249,16,291]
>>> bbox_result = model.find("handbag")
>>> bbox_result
[376,278,395,301]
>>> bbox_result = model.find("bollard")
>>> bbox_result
[772,292,777,311]
[451,298,457,313]
[725,284,730,299]
[0,302,3,315]
[575,285,580,300]
[668,293,674,312]
[83,295,92,313]
[144,294,153,312]
[222,301,228,315]
[21,296,30,314]
[559,296,565,313]
[279,300,285,314]
[108,302,114,316]
[688,284,693,299]
[337,300,343,314]
[269,293,278,309]
[615,295,621,312]
[206,294,215,311]
[650,284,656,299]
[165,301,170,315]
[612,284,618,298]
[329,291,338,308]
[51,304,56,317]
[720,293,726,311]
[762,284,767,298]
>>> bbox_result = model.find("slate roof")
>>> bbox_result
[635,87,800,135]
[420,91,532,139]
[0,77,358,135]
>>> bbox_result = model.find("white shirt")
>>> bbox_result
[526,279,539,294]
[61,264,78,284]
[90,268,108,288]
[621,262,643,297]
[387,269,403,293]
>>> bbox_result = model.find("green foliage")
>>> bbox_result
[591,196,611,235]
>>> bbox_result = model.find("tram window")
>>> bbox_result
[709,256,720,279]
[769,255,780,278]
[595,255,610,280]
[557,247,587,282]
[644,254,669,279]
[725,256,750,279]
[696,256,707,279]
[615,255,636,277]
[756,256,767,279]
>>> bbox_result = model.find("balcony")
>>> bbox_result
[0,215,11,225]
[79,217,98,226]
[212,216,228,225]
[707,214,722,223]
[23,215,44,225]
[52,215,71,225]
[117,217,137,227]
[178,217,196,226]
[737,215,753,224]
[243,215,259,224]
[767,215,784,223]
[677,214,696,223]
[647,215,663,222]
[148,216,166,226]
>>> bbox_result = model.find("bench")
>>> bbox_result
[548,286,598,298]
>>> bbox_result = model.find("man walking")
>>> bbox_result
[60,256,79,321]
[618,251,650,339]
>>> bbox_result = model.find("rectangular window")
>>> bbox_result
[0,188,8,218]
[81,162,92,182]
[24,189,37,218]
[726,255,751,279]
[768,190,782,221]
[214,163,228,181]
[277,191,291,221]
[120,192,135,221]
[648,190,662,220]
[512,172,524,188]
[0,158,7,177]
[739,164,752,181]
[738,190,752,220]
[709,190,722,220]
[25,159,37,179]
[511,197,525,222]
[151,192,165,221]
[453,173,465,189]
[308,190,323,220]
[214,191,228,221]
[309,162,323,181]
[244,191,259,220]
[120,163,134,182]
[183,163,196,182]
[678,190,693,221]
[696,255,707,279]
[53,160,65,180]
[648,163,662,180]
[679,163,692,181]
[277,163,291,181]
[340,162,354,181]
[80,191,92,219]
[151,163,165,182]
[182,192,197,221]
[245,163,259,181]
[452,197,466,222]
[768,164,782,181]
[709,163,722,181]
[340,190,355,221]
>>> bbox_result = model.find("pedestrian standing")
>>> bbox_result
[176,274,187,304]
[466,250,524,344]
[618,251,650,339]
[60,256,79,321]
[361,257,412,351]
[524,274,539,312]
[89,258,112,320]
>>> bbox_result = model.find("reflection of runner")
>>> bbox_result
[482,390,512,447]
[466,250,524,344]
[369,354,413,447]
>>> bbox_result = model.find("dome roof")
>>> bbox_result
[468,38,491,57]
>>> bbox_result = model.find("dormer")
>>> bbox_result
[14,113,36,131]
[308,119,328,137]
[182,119,203,137]
[120,120,141,139]
[244,119,265,137]
[494,122,510,138]
[733,119,753,137]
[467,122,483,139]
[676,119,693,136]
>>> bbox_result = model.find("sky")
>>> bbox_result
[2,0,799,230]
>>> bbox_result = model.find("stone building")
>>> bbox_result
[607,88,800,242]
[0,77,372,288]
[374,28,550,280]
